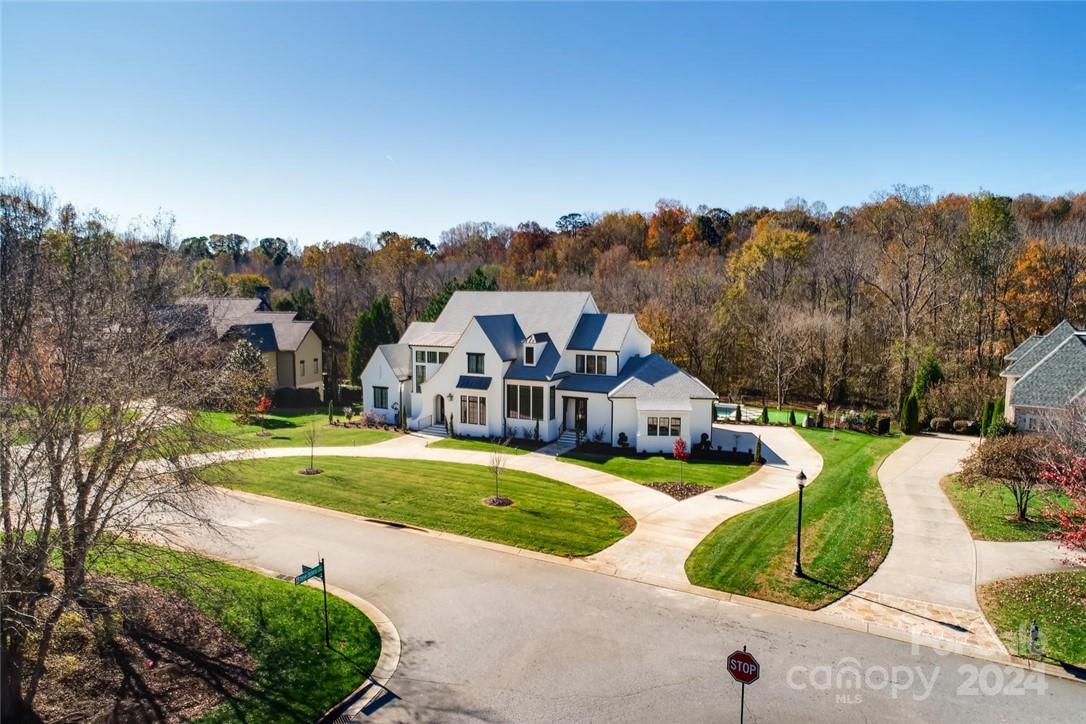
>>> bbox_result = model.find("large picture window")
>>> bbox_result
[373,386,388,409]
[460,395,487,425]
[647,417,682,436]
[575,354,608,375]
[467,353,485,374]
[415,364,426,393]
[507,384,544,420]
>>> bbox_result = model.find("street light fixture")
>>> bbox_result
[793,470,808,578]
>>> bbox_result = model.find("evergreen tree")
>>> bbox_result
[347,296,400,384]
[754,435,763,463]
[760,407,769,424]
[911,352,944,399]
[981,400,995,436]
[788,409,797,426]
[991,398,1006,433]
[421,266,498,321]
[900,392,920,435]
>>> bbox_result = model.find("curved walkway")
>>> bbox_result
[589,424,823,584]
[827,433,1084,655]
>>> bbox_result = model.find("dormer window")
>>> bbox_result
[525,346,536,366]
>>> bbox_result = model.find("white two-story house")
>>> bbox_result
[359,291,715,453]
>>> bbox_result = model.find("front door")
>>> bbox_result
[434,395,445,424]
[574,398,588,434]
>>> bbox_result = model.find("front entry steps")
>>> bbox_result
[421,424,448,438]
[537,430,579,456]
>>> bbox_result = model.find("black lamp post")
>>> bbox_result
[793,470,808,577]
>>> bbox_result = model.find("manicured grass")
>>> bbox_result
[685,428,907,609]
[979,572,1086,665]
[558,451,754,489]
[94,544,381,723]
[942,474,1070,542]
[215,456,632,556]
[197,409,398,449]
[428,437,536,455]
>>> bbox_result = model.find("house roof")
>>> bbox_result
[431,291,595,350]
[174,296,317,352]
[378,344,412,381]
[474,314,524,361]
[401,321,460,347]
[567,313,636,351]
[609,354,716,401]
[1010,334,1086,410]
[505,340,562,381]
[457,375,492,390]
[1005,334,1043,362]
[1002,320,1081,377]
[556,354,716,402]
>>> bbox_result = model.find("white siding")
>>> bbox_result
[612,398,638,448]
[416,320,505,437]
[359,351,400,424]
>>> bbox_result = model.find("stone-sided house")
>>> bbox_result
[173,289,326,400]
[1000,319,1086,432]
[359,291,716,452]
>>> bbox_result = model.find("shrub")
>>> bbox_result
[876,416,891,435]
[989,419,1016,437]
[271,386,322,408]
[735,404,742,423]
[617,431,629,448]
[952,419,978,435]
[861,411,879,433]
[591,427,606,443]
[327,400,334,425]
[930,417,952,433]
[534,418,540,441]
[362,410,384,427]
[816,409,825,428]
[753,435,763,463]
[788,409,797,426]
[912,352,944,399]
[980,400,995,436]
[699,432,711,451]
[760,407,769,424]
[900,392,920,434]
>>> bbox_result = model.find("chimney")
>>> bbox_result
[255,285,272,310]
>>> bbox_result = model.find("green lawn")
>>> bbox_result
[685,428,907,609]
[428,437,537,455]
[979,572,1086,666]
[94,544,381,723]
[215,456,632,556]
[942,475,1070,542]
[558,451,754,488]
[196,409,398,449]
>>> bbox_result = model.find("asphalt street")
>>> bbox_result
[189,489,1086,724]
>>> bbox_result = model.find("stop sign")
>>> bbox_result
[727,649,760,685]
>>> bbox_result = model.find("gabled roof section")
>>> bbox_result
[378,344,412,381]
[567,313,636,351]
[474,314,523,361]
[609,354,716,401]
[505,339,561,381]
[1011,334,1086,409]
[1002,320,1080,377]
[457,375,492,390]
[174,296,317,352]
[1005,335,1043,362]
[432,291,595,351]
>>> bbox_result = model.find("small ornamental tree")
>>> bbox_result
[1042,455,1086,564]
[760,407,769,424]
[735,404,743,423]
[960,435,1056,521]
[222,339,268,421]
[254,393,273,436]
[754,434,763,463]
[673,437,689,483]
[788,409,797,426]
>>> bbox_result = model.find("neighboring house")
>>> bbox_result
[359,291,716,452]
[1000,319,1086,432]
[172,288,326,399]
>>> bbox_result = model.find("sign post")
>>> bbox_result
[294,557,330,647]
[726,646,760,723]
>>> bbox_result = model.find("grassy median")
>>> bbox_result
[215,456,632,556]
[558,451,754,489]
[197,409,398,449]
[685,428,906,609]
[942,474,1070,542]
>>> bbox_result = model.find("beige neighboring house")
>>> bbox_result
[1000,319,1086,432]
[176,288,326,399]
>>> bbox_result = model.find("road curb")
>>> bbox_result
[223,559,402,720]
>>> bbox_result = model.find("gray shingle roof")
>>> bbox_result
[1005,334,1043,362]
[432,291,594,350]
[378,344,412,381]
[1002,320,1081,377]
[567,313,636,351]
[474,314,523,361]
[1011,334,1086,409]
[175,296,317,352]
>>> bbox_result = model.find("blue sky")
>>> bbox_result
[3,2,1084,244]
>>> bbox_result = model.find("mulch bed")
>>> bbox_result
[484,496,514,507]
[34,578,255,724]
[645,481,713,500]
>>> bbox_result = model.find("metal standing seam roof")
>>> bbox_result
[430,291,595,350]
[556,353,716,402]
[505,338,561,381]
[567,313,636,351]
[378,344,412,381]
[1010,334,1086,409]
[474,314,524,361]
[456,375,492,390]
